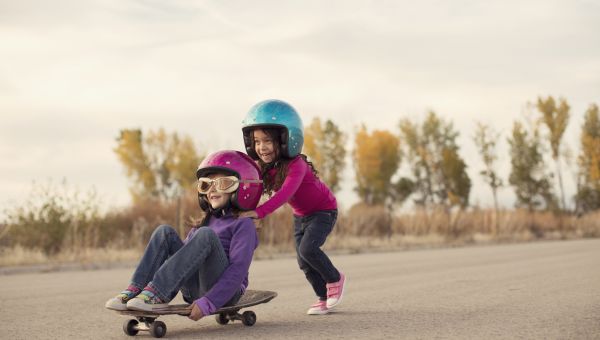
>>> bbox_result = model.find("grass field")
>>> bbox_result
[2,198,598,267]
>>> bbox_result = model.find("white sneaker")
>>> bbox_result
[105,291,137,311]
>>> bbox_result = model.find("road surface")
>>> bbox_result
[1,239,599,339]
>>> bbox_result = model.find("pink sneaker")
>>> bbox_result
[306,300,329,315]
[326,272,346,309]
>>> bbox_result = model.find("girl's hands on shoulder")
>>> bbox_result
[189,303,204,321]
[239,210,258,219]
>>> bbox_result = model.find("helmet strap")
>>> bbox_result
[216,200,233,217]
[279,129,288,157]
[264,160,280,172]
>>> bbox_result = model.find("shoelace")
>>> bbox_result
[138,290,165,304]
[118,290,137,303]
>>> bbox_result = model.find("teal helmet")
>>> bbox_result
[241,99,304,160]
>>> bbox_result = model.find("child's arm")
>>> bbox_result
[193,218,258,315]
[255,157,306,218]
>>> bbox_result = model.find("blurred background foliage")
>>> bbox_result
[2,95,600,264]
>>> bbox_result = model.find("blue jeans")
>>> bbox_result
[130,225,240,305]
[293,209,341,300]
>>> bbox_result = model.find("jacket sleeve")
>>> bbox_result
[255,157,306,218]
[194,218,258,314]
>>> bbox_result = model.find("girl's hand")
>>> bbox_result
[189,303,204,321]
[240,210,258,219]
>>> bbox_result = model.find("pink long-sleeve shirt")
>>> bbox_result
[255,156,337,218]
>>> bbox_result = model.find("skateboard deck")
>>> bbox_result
[116,290,277,338]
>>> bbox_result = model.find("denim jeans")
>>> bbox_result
[293,209,341,300]
[130,225,240,305]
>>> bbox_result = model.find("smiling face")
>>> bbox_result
[205,173,233,210]
[253,129,279,163]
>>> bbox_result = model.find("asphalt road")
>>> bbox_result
[1,239,599,339]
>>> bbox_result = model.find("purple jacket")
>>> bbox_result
[255,156,337,218]
[183,214,258,315]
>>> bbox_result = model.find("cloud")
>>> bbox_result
[1,0,599,214]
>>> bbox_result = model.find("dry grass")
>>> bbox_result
[0,245,48,267]
[2,201,599,268]
[0,245,142,267]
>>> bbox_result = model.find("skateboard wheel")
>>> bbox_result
[149,320,167,338]
[216,313,229,325]
[241,311,256,326]
[123,319,139,336]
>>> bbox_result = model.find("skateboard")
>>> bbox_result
[116,290,277,338]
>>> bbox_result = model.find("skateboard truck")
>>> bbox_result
[215,310,257,326]
[123,317,167,338]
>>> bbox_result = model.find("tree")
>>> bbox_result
[113,129,155,201]
[473,122,503,213]
[575,103,600,213]
[114,128,203,203]
[398,111,471,208]
[304,118,347,193]
[507,121,555,211]
[537,96,570,210]
[353,125,400,205]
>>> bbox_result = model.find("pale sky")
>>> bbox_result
[1,0,599,216]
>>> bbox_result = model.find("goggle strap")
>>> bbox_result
[197,178,262,194]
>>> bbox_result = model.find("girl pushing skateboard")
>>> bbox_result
[239,99,347,315]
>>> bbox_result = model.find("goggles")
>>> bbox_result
[197,176,262,194]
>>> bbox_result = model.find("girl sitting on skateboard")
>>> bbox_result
[105,150,263,321]
[240,99,347,315]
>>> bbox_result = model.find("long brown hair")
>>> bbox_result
[253,128,319,196]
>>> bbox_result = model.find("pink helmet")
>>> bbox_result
[196,150,263,211]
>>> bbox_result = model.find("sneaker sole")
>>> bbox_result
[104,298,127,310]
[126,298,169,312]
[326,276,347,309]
[307,309,329,315]
[105,301,128,311]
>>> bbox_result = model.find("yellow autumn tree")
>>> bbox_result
[114,128,203,203]
[304,118,325,174]
[576,103,600,213]
[353,125,400,205]
[304,117,347,193]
